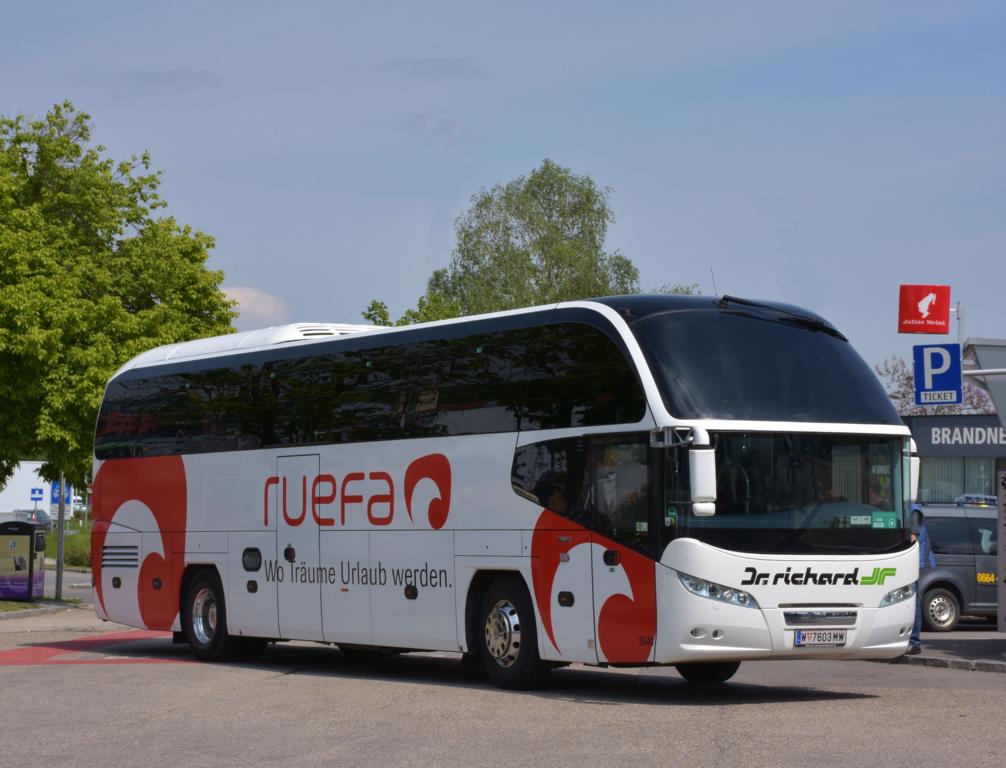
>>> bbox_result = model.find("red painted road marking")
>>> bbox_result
[0,629,188,666]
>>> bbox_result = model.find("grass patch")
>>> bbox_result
[39,596,84,606]
[0,596,85,612]
[0,600,35,612]
[44,523,92,568]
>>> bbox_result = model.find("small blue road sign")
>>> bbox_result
[913,343,963,406]
[50,481,71,505]
[30,488,44,502]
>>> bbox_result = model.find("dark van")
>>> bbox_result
[918,504,998,631]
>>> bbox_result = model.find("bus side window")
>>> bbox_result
[580,435,650,554]
[662,444,689,545]
[512,434,652,554]
[522,322,646,431]
[511,438,587,515]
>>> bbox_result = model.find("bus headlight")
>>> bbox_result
[879,583,916,607]
[677,571,759,609]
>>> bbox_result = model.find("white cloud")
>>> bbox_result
[223,286,290,331]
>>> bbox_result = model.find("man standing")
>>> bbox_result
[907,506,937,655]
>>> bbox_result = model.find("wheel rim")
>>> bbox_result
[484,599,521,668]
[927,595,956,628]
[191,586,217,645]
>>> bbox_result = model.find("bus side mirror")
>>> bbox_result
[909,437,920,504]
[689,428,716,517]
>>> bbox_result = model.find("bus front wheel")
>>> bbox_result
[478,576,549,690]
[675,660,741,685]
[183,569,241,661]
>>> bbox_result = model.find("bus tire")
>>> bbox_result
[460,651,484,677]
[182,568,241,661]
[479,575,549,690]
[675,660,741,685]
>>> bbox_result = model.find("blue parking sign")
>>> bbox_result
[50,481,72,505]
[913,343,962,406]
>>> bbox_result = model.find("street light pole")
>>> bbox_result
[55,471,65,601]
[950,301,963,348]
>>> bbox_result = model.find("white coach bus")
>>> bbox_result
[92,295,919,688]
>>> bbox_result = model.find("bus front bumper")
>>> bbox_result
[653,572,915,665]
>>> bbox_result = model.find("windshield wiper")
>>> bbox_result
[803,543,865,553]
[717,295,847,341]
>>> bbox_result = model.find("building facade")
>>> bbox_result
[903,414,1006,504]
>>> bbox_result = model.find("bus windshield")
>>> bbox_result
[665,432,911,555]
[632,309,901,424]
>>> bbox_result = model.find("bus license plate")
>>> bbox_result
[794,629,846,647]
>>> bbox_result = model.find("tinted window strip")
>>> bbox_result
[95,310,649,458]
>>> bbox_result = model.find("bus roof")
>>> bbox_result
[118,322,388,373]
[111,294,842,376]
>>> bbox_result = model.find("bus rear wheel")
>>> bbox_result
[675,660,741,685]
[478,575,549,690]
[183,569,241,661]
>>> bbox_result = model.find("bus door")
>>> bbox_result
[584,435,658,665]
[276,454,324,641]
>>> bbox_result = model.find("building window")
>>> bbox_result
[918,456,995,503]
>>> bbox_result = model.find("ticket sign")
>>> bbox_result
[898,284,951,334]
[913,344,963,406]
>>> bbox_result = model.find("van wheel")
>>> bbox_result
[183,569,241,661]
[675,661,741,685]
[923,588,960,631]
[479,575,549,690]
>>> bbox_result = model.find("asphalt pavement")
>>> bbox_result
[2,607,1006,768]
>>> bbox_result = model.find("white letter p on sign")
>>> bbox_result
[924,347,951,389]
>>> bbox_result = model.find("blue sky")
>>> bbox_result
[2,1,1003,369]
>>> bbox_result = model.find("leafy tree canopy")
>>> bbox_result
[0,102,235,488]
[365,159,697,327]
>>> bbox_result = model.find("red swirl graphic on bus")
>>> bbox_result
[592,532,656,663]
[92,456,187,631]
[531,509,656,664]
[530,510,585,654]
[404,453,452,530]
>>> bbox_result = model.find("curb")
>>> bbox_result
[0,602,86,622]
[875,655,1006,673]
[43,560,91,573]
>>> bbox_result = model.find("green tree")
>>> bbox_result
[653,282,699,296]
[367,159,641,325]
[0,102,235,488]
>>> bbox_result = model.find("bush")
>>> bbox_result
[44,524,92,568]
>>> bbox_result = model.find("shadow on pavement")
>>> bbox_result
[52,633,876,705]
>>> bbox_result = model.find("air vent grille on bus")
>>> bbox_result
[271,323,385,344]
[295,325,340,337]
[102,545,139,569]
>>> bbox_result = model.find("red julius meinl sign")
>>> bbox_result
[898,284,951,334]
